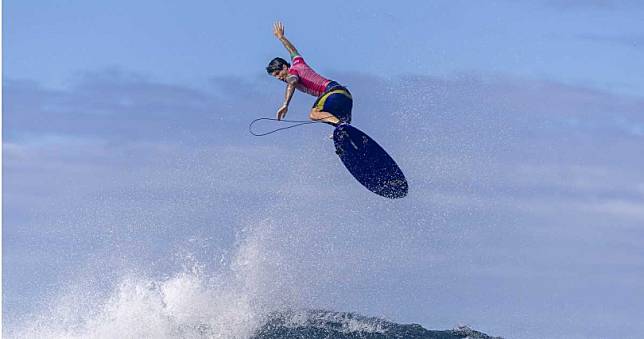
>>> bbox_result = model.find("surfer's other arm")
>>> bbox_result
[277,81,296,120]
[273,21,299,58]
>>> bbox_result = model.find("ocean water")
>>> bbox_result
[6,217,498,339]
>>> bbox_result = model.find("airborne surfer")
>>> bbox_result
[266,21,352,126]
[263,22,407,198]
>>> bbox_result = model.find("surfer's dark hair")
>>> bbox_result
[266,57,290,74]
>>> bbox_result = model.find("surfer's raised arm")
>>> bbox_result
[273,21,299,58]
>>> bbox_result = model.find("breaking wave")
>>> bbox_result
[7,218,498,339]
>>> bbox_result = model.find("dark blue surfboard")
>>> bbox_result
[333,124,408,198]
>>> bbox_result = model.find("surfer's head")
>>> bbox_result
[266,57,290,81]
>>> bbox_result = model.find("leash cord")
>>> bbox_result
[248,117,329,136]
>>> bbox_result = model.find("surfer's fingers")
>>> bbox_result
[273,21,284,37]
[272,22,278,36]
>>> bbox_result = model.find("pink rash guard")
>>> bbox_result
[286,55,331,97]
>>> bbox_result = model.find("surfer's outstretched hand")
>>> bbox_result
[276,104,288,120]
[273,21,285,39]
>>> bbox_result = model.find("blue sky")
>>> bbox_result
[5,1,644,94]
[4,1,644,338]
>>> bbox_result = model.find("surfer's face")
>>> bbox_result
[271,65,289,82]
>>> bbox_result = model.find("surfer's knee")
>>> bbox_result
[309,107,323,121]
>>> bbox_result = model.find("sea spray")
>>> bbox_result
[9,218,309,339]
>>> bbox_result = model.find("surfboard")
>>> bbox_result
[333,124,408,198]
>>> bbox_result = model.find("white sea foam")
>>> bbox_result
[9,218,311,339]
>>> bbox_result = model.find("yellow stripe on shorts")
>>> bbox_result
[315,89,352,110]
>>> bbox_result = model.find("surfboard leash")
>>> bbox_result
[248,117,329,137]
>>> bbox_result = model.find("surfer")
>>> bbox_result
[266,21,352,126]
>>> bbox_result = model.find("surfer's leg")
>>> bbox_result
[309,107,340,125]
[311,88,353,126]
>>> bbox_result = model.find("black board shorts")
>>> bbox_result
[313,81,353,124]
